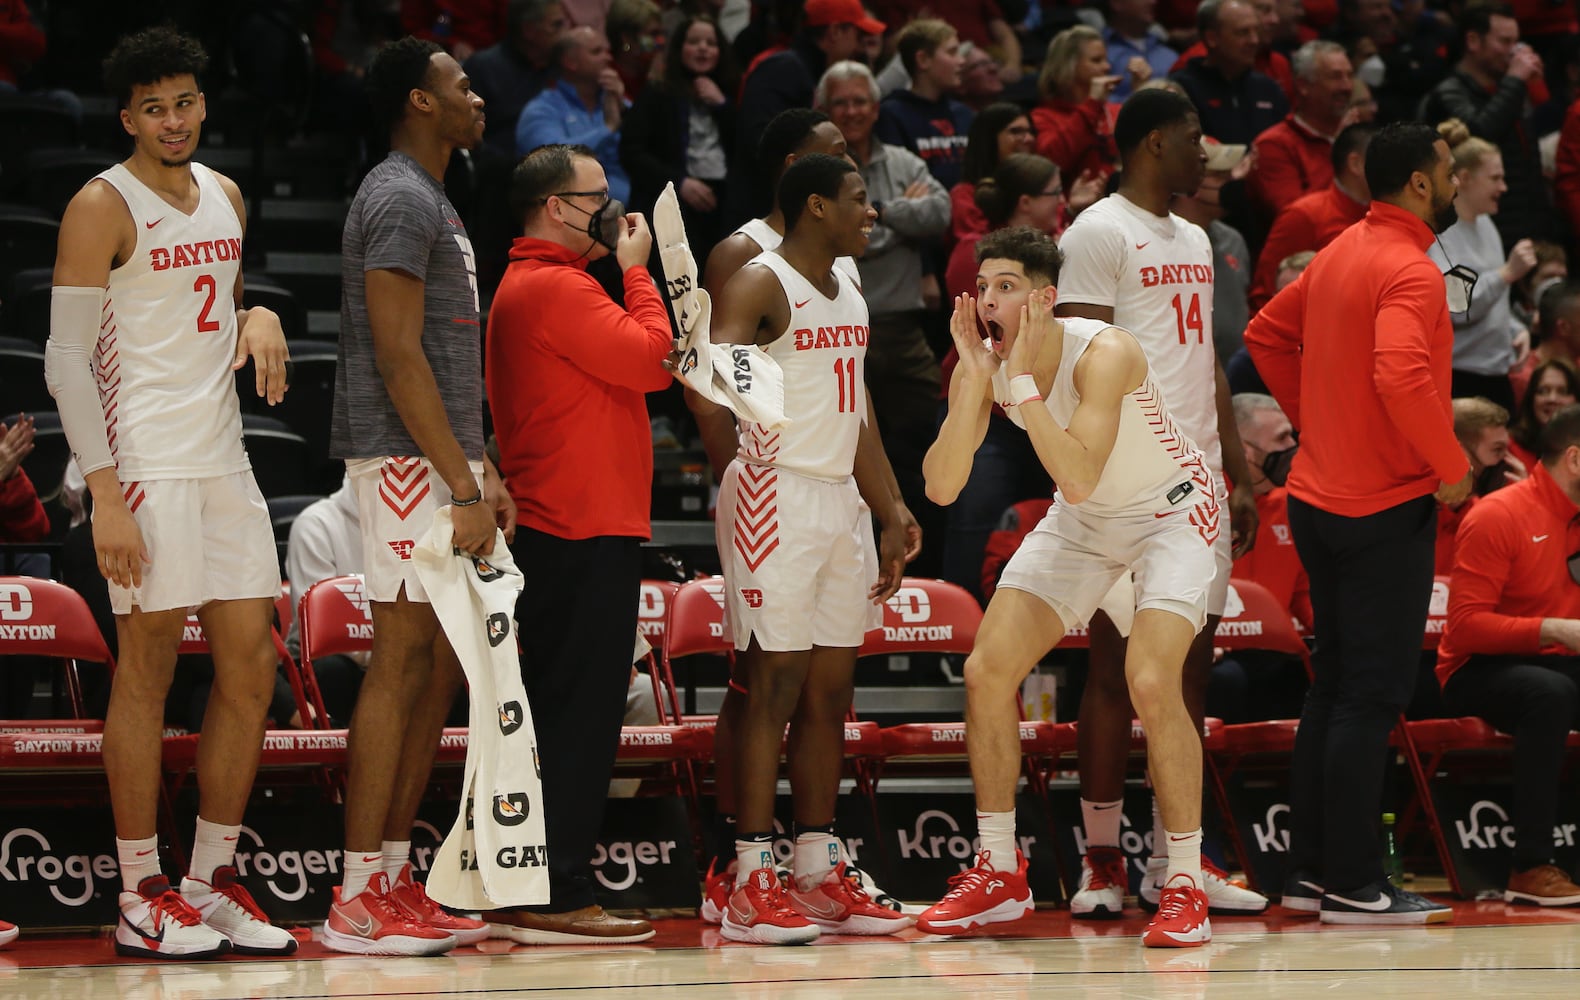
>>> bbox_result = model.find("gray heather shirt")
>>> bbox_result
[331,153,484,460]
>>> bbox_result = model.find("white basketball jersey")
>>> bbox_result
[993,317,1215,517]
[1057,193,1221,473]
[96,162,248,481]
[732,218,862,286]
[737,251,867,481]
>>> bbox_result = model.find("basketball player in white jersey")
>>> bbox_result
[46,28,295,959]
[690,109,918,922]
[1054,87,1268,919]
[916,225,1216,947]
[696,154,911,944]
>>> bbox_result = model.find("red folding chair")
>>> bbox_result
[0,576,111,728]
[295,574,369,730]
[657,576,733,733]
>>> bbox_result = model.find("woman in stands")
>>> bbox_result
[944,153,1066,302]
[1030,25,1120,201]
[1509,358,1580,470]
[949,102,1034,247]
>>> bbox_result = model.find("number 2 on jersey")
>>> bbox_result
[834,356,857,413]
[194,274,220,333]
[1171,292,1204,345]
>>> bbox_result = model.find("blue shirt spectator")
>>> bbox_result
[1103,27,1177,101]
[515,26,632,204]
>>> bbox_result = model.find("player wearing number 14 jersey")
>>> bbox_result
[1054,88,1268,920]
[47,28,295,960]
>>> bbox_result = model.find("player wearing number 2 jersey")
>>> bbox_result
[697,154,913,945]
[47,28,294,960]
[1055,87,1269,920]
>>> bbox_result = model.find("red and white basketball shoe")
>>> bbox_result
[387,863,490,946]
[1142,874,1212,948]
[115,875,230,959]
[700,859,736,925]
[323,871,457,956]
[182,866,298,954]
[786,863,915,935]
[915,850,1033,934]
[720,867,820,945]
[1070,846,1128,918]
[0,918,19,948]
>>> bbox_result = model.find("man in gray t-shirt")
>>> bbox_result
[324,37,516,957]
[332,152,484,460]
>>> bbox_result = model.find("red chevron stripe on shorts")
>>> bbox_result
[378,457,432,520]
[733,466,779,571]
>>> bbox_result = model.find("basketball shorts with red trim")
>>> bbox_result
[348,456,483,604]
[105,471,279,615]
[1093,480,1233,629]
[998,496,1218,634]
[715,460,878,652]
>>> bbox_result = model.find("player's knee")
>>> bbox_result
[1125,665,1177,716]
[795,680,854,724]
[963,650,1019,701]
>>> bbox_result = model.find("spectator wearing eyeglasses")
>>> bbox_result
[1426,118,1535,414]
[1437,403,1580,908]
[950,103,1036,248]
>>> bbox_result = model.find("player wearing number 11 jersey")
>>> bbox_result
[47,27,295,960]
[1054,88,1269,920]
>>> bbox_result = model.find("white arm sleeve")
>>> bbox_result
[45,286,116,478]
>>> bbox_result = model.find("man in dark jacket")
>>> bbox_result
[1418,2,1559,247]
[1171,0,1289,145]
[875,18,974,189]
[463,0,571,155]
[727,0,882,225]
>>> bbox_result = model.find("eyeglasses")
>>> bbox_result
[1444,263,1478,314]
[542,189,610,204]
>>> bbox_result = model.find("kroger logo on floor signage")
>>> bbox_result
[876,792,1062,905]
[590,797,700,909]
[1435,783,1580,895]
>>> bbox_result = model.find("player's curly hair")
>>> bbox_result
[102,26,210,109]
[367,36,443,131]
[976,226,1065,286]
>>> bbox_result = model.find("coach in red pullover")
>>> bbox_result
[483,144,672,942]
[1243,122,1471,921]
[1436,410,1580,905]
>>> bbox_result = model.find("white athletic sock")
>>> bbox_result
[342,851,383,900]
[1151,796,1167,860]
[381,840,411,882]
[188,817,241,883]
[117,834,161,893]
[976,810,1017,871]
[792,830,840,889]
[734,838,775,886]
[1164,828,1203,889]
[1081,797,1124,850]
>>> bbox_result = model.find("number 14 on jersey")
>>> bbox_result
[1170,293,1204,346]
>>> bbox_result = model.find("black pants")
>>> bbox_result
[1442,654,1580,870]
[508,527,643,912]
[1451,369,1515,413]
[1287,494,1437,893]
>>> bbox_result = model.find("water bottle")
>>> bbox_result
[1382,812,1404,886]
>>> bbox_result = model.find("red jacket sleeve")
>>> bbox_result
[1243,269,1308,428]
[1249,202,1316,312]
[548,266,675,393]
[950,183,987,246]
[1554,100,1580,238]
[0,469,49,543]
[1248,130,1303,220]
[1032,101,1106,178]
[1445,502,1545,655]
[1373,262,1472,483]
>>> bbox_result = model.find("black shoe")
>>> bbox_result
[1319,881,1452,925]
[1279,870,1324,915]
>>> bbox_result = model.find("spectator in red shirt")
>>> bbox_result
[1231,393,1312,629]
[0,414,49,543]
[945,153,1066,301]
[402,0,506,61]
[1031,25,1121,197]
[950,102,1036,247]
[1512,279,1580,404]
[1248,40,1354,223]
[1508,358,1579,471]
[1437,403,1580,907]
[484,143,674,942]
[1439,396,1525,572]
[1244,122,1469,921]
[1251,121,1375,311]
[1551,97,1580,240]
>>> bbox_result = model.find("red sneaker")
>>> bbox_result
[323,871,457,956]
[388,864,490,946]
[916,850,1033,934]
[787,863,915,935]
[700,859,735,925]
[720,867,820,945]
[1142,874,1212,948]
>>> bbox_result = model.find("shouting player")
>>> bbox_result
[917,226,1217,948]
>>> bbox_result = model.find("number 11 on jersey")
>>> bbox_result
[1171,293,1204,345]
[834,356,857,413]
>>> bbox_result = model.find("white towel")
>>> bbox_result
[653,182,789,429]
[414,508,550,909]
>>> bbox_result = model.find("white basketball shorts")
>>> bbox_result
[715,460,878,651]
[105,471,280,615]
[348,456,483,604]
[997,495,1218,634]
[1093,480,1232,630]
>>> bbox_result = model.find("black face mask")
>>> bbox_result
[573,197,626,253]
[1262,445,1297,487]
[1475,461,1511,496]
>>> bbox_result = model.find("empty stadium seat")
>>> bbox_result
[0,337,49,413]
[0,267,52,346]
[22,149,119,218]
[242,427,309,498]
[263,342,340,494]
[0,210,58,287]
[241,277,308,342]
[0,98,79,183]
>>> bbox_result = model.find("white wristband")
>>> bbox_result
[1009,373,1041,406]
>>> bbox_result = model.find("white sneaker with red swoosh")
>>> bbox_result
[915,850,1033,934]
[786,862,915,935]
[115,875,231,959]
[323,871,457,956]
[1142,874,1212,948]
[721,867,821,944]
[182,866,298,955]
